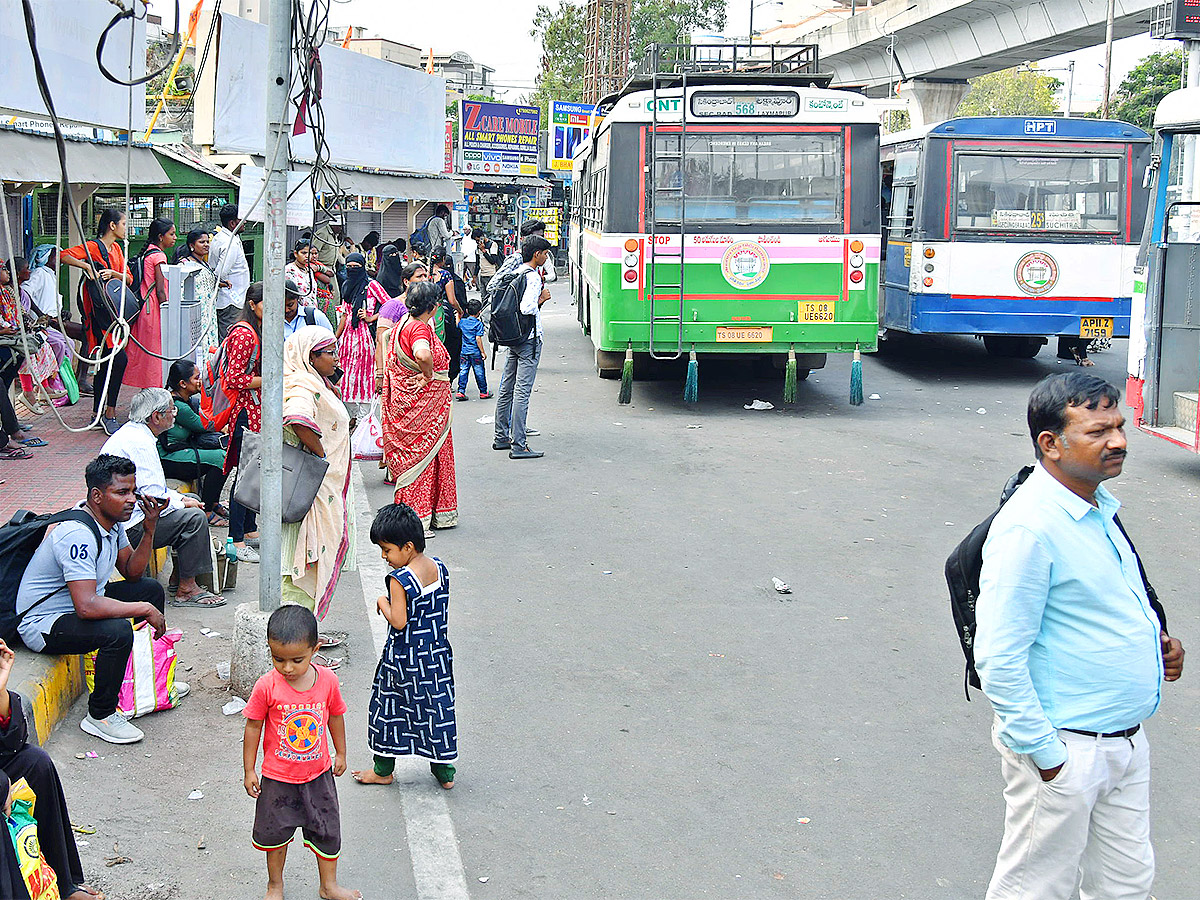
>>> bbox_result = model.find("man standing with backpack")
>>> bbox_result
[974,373,1185,899]
[491,237,552,460]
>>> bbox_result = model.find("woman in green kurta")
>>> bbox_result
[159,358,230,526]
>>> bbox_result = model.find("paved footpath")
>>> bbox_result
[1,395,109,514]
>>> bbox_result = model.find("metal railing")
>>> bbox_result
[633,42,820,78]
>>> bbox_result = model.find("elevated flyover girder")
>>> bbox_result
[796,0,1158,90]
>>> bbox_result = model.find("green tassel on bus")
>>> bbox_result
[683,347,699,404]
[617,341,633,405]
[850,345,864,406]
[783,345,798,403]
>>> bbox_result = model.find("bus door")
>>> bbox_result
[881,148,919,330]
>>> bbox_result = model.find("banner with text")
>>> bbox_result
[459,100,541,177]
[549,100,598,172]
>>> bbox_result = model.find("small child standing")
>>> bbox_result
[352,503,458,789]
[243,605,360,900]
[454,299,490,401]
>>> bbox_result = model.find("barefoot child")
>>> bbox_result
[243,606,360,900]
[351,503,458,789]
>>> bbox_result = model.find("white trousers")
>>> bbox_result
[986,718,1154,900]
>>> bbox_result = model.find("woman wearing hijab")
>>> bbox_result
[175,228,225,364]
[280,326,356,621]
[124,217,176,389]
[335,252,389,424]
[376,241,406,299]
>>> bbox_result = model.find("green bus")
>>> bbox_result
[568,44,880,399]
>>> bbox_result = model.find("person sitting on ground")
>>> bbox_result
[160,358,230,527]
[284,278,334,338]
[0,638,103,898]
[101,388,226,608]
[14,454,177,745]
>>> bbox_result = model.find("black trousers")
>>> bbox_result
[228,410,258,542]
[92,346,127,415]
[39,578,165,720]
[1,746,86,897]
[161,456,228,510]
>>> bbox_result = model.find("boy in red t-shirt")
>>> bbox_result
[243,605,360,900]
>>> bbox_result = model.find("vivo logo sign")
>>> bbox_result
[1024,119,1057,135]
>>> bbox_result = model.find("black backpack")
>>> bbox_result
[0,509,103,643]
[487,269,535,347]
[945,467,1166,700]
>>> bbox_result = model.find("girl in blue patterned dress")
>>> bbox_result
[352,503,457,789]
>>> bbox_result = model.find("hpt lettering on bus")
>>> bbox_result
[1024,119,1057,135]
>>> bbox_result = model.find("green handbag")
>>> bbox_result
[58,356,80,404]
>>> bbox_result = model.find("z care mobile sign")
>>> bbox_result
[550,100,598,172]
[459,101,541,177]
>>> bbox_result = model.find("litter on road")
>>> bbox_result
[772,577,791,594]
[188,790,203,800]
[744,399,774,410]
[222,697,247,716]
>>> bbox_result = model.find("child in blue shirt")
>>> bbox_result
[454,299,490,401]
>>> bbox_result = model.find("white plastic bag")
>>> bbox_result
[352,400,384,461]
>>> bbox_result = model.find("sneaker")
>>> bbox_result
[81,712,144,744]
[174,681,190,700]
[479,392,493,399]
[492,439,511,451]
[524,428,541,436]
[102,417,121,435]
[236,545,261,563]
[454,392,468,401]
[509,447,544,460]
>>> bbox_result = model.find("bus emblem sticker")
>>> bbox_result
[1014,251,1059,295]
[721,241,771,290]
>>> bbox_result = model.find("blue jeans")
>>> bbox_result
[494,336,541,450]
[457,354,487,394]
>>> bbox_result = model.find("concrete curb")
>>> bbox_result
[12,648,86,746]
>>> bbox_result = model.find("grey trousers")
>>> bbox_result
[216,305,242,343]
[494,335,541,450]
[126,506,213,580]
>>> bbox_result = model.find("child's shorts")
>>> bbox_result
[252,768,341,859]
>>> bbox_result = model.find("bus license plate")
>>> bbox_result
[1079,317,1113,339]
[798,301,836,323]
[716,326,773,343]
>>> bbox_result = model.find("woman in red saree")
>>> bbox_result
[381,281,457,533]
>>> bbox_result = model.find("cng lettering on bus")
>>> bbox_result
[1024,119,1057,135]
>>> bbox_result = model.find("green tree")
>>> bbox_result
[1109,49,1184,130]
[527,0,727,118]
[956,66,1062,117]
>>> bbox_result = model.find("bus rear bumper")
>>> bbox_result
[906,294,1131,337]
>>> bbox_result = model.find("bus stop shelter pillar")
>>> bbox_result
[898,79,971,130]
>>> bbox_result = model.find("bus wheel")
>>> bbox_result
[984,336,1044,359]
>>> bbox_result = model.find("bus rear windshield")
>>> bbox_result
[652,132,843,224]
[954,152,1123,234]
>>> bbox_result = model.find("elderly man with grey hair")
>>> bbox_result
[100,388,225,607]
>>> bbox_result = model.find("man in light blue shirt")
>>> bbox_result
[283,279,334,338]
[976,373,1184,900]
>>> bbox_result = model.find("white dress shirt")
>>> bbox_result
[210,227,251,311]
[100,422,186,527]
[516,263,545,340]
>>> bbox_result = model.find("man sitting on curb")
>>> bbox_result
[101,388,225,608]
[14,455,182,744]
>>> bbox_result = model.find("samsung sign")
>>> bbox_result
[1024,119,1057,136]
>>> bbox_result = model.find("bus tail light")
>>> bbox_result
[624,238,639,252]
[924,248,936,259]
[623,269,638,283]
[846,238,867,291]
[621,237,641,290]
[923,276,934,287]
[850,269,864,284]
[850,239,864,253]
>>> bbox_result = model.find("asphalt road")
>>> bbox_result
[47,282,1200,899]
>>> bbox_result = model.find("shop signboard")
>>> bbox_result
[444,120,454,174]
[527,206,561,244]
[459,100,541,177]
[549,100,599,173]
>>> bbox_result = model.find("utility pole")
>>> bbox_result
[260,0,289,613]
[1101,0,1115,118]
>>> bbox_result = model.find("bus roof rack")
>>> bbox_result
[616,42,832,97]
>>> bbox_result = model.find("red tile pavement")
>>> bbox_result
[0,387,139,519]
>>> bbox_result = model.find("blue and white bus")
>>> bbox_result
[879,117,1152,357]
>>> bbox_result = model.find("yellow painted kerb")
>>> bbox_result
[28,655,86,745]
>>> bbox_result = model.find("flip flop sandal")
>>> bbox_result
[207,511,230,527]
[313,653,342,670]
[0,447,32,460]
[318,630,349,649]
[170,589,227,608]
[16,437,48,447]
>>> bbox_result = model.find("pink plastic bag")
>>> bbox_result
[352,400,384,461]
[117,621,184,718]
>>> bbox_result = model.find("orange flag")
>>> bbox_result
[341,27,352,48]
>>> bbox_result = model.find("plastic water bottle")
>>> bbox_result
[225,537,236,561]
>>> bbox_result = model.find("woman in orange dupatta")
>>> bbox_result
[381,281,457,534]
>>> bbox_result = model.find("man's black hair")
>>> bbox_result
[521,236,553,263]
[267,604,319,648]
[519,218,546,237]
[220,204,239,227]
[370,503,425,553]
[1027,373,1121,459]
[85,454,137,494]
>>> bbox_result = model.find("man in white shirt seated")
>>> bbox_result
[101,388,226,608]
[209,204,251,342]
[282,279,334,338]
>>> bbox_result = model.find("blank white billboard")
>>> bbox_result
[0,0,145,131]
[213,13,444,174]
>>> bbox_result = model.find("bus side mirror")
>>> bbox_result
[1143,166,1153,190]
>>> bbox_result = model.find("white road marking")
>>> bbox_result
[352,464,471,900]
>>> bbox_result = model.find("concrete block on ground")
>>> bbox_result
[230,602,271,699]
[11,647,86,746]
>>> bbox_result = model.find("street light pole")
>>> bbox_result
[1101,0,1115,118]
[260,0,289,613]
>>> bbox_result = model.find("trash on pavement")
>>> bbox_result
[798,817,811,825]
[869,393,881,400]
[223,697,247,716]
[475,415,494,424]
[217,660,230,679]
[71,824,96,835]
[197,835,206,850]
[976,407,987,415]
[686,423,702,429]
[478,877,490,884]
[744,399,774,410]
[85,751,98,759]
[772,578,791,594]
[582,795,592,806]
[188,790,203,800]
[105,844,132,867]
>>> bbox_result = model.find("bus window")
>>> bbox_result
[888,183,915,239]
[650,132,843,224]
[954,153,1123,234]
[1165,134,1200,243]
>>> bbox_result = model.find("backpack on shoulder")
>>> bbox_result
[486,269,535,348]
[946,465,1166,700]
[409,222,431,257]
[199,321,259,432]
[0,509,102,643]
